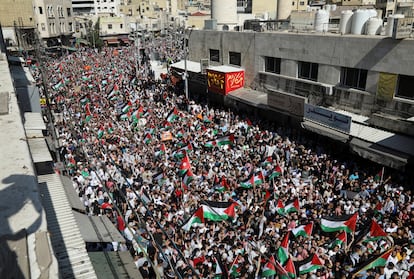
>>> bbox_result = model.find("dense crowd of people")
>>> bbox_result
[32,38,414,279]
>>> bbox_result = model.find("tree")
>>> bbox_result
[85,18,103,49]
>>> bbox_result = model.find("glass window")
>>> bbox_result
[299,61,318,81]
[340,67,368,90]
[396,75,414,100]
[39,7,43,14]
[229,51,241,66]
[209,49,220,62]
[265,57,281,74]
[108,24,113,29]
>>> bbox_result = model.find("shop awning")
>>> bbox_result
[73,211,125,243]
[301,120,350,143]
[27,138,53,163]
[61,176,86,212]
[349,138,409,170]
[226,88,267,108]
[104,37,119,44]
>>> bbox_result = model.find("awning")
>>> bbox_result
[24,112,46,130]
[104,37,119,44]
[349,138,409,170]
[61,176,86,212]
[27,138,53,163]
[170,60,201,73]
[301,120,350,143]
[226,88,267,108]
[73,211,125,243]
[88,251,141,279]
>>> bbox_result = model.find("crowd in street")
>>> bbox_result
[31,40,414,279]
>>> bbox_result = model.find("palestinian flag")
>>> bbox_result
[154,143,166,157]
[351,249,393,276]
[97,125,105,139]
[178,155,192,177]
[107,84,119,99]
[181,207,204,231]
[166,107,179,122]
[291,223,313,238]
[285,198,300,213]
[214,256,226,278]
[296,254,323,275]
[268,165,283,180]
[204,139,216,148]
[152,172,166,185]
[230,257,241,277]
[240,172,264,188]
[329,231,347,249]
[174,143,193,159]
[182,169,194,188]
[215,134,235,146]
[53,80,64,90]
[81,75,90,81]
[143,133,152,144]
[107,123,114,134]
[215,176,228,192]
[85,103,92,122]
[261,156,273,168]
[320,213,358,233]
[284,258,297,279]
[193,255,205,267]
[120,113,130,121]
[364,219,387,242]
[277,232,290,265]
[132,106,144,122]
[122,101,132,114]
[262,255,277,277]
[276,200,285,215]
[201,201,237,221]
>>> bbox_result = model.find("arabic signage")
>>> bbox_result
[304,104,352,134]
[268,90,307,117]
[207,69,244,95]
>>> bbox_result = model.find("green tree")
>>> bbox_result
[86,18,103,49]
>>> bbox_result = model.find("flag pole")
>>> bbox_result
[380,166,385,184]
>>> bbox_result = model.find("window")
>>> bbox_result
[396,75,414,100]
[41,23,45,31]
[210,49,220,62]
[229,51,241,66]
[298,61,318,81]
[108,24,113,29]
[120,24,123,29]
[68,22,73,32]
[67,8,71,17]
[265,57,281,74]
[39,7,43,14]
[300,1,305,5]
[340,67,368,90]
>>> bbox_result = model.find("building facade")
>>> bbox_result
[187,30,414,169]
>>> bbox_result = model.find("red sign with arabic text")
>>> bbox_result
[207,69,244,95]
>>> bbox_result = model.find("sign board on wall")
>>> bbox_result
[392,17,414,40]
[377,72,397,101]
[200,59,209,74]
[267,90,307,117]
[304,103,352,134]
[207,69,244,95]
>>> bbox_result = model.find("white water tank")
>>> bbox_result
[315,9,330,32]
[211,0,237,24]
[277,0,292,20]
[351,10,371,35]
[339,10,353,34]
[385,14,405,37]
[366,17,383,35]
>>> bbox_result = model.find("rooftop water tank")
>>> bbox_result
[366,17,383,35]
[339,10,353,34]
[211,0,237,25]
[315,9,330,32]
[385,14,405,37]
[351,9,371,35]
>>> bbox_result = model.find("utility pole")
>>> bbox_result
[135,21,139,77]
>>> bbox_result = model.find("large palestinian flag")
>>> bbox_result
[320,213,358,233]
[291,223,313,238]
[181,207,204,231]
[296,254,323,275]
[285,198,300,213]
[201,201,237,221]
[262,255,277,277]
[351,249,393,276]
[277,231,290,265]
[329,231,347,249]
[354,219,388,244]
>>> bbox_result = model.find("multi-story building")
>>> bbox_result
[0,0,36,51]
[94,0,121,16]
[187,30,414,170]
[72,0,95,15]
